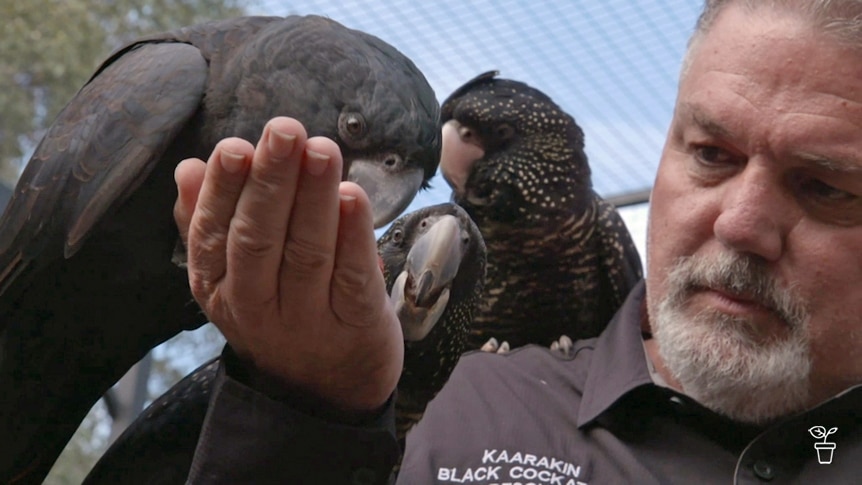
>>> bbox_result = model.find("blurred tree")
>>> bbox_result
[0,0,250,186]
[46,401,113,485]
[0,1,250,481]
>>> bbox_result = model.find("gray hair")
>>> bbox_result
[683,0,862,75]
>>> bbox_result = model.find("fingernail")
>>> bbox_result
[220,150,245,173]
[340,193,357,214]
[305,149,330,176]
[268,128,297,161]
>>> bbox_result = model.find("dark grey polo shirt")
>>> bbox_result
[399,281,862,484]
[187,348,400,485]
[190,281,862,484]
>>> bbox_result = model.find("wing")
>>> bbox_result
[595,196,644,321]
[0,41,208,300]
[83,358,218,485]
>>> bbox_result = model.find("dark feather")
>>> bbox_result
[377,202,486,442]
[0,15,439,483]
[439,72,643,350]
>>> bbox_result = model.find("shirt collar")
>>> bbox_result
[577,280,656,427]
[575,280,862,432]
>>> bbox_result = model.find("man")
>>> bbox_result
[173,1,862,482]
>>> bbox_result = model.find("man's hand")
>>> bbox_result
[173,117,403,414]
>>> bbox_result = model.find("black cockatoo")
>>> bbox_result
[439,71,643,351]
[81,202,486,484]
[0,15,440,484]
[378,202,486,443]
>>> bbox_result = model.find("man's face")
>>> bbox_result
[646,5,862,422]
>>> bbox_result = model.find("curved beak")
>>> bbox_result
[390,214,465,341]
[347,158,425,229]
[440,120,484,195]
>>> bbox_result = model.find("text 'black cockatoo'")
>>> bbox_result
[439,71,642,351]
[0,15,440,484]
[81,202,486,484]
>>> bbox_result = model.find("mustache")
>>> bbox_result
[665,253,809,329]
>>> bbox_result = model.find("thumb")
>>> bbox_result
[173,158,207,248]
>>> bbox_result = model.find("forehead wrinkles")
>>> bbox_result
[683,74,862,132]
[683,10,862,126]
[679,76,862,153]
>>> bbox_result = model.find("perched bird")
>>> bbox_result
[439,71,643,351]
[378,202,486,444]
[82,202,486,484]
[0,15,440,484]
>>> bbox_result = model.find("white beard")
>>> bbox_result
[650,253,812,424]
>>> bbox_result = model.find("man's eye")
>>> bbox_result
[694,145,736,166]
[799,177,855,201]
[793,174,862,226]
[683,143,742,184]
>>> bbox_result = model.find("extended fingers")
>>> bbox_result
[185,137,254,300]
[277,135,344,302]
[224,118,308,302]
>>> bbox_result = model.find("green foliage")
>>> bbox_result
[0,0,250,185]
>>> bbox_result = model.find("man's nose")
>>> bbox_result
[712,164,789,262]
